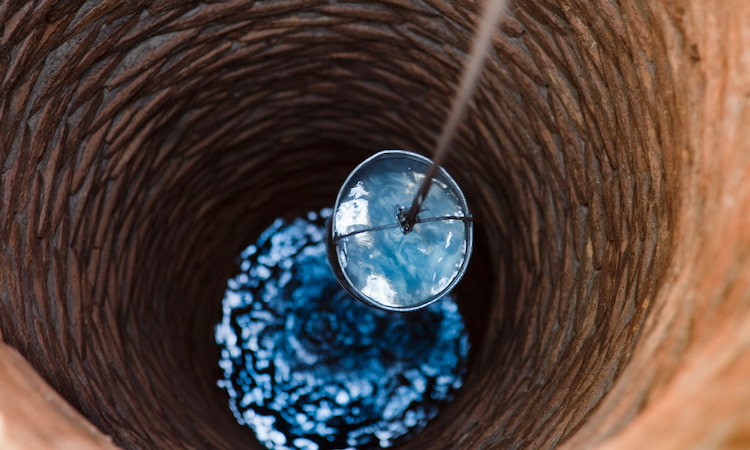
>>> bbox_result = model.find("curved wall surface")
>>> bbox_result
[0,1,748,448]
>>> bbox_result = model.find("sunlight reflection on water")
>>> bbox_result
[216,209,469,449]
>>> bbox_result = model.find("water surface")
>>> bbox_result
[216,209,469,449]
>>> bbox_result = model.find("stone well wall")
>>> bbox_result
[0,0,748,448]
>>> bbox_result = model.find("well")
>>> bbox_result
[0,0,749,448]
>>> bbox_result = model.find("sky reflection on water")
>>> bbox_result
[331,151,471,310]
[216,209,469,449]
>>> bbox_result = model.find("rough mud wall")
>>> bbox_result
[0,0,748,448]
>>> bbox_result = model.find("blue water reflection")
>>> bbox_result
[216,209,469,449]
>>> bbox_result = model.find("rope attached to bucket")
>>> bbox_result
[399,0,510,233]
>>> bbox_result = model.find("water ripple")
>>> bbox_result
[216,209,469,449]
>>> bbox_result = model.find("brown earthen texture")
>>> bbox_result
[0,0,748,449]
[0,343,116,449]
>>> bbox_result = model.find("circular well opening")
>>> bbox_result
[0,1,679,448]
